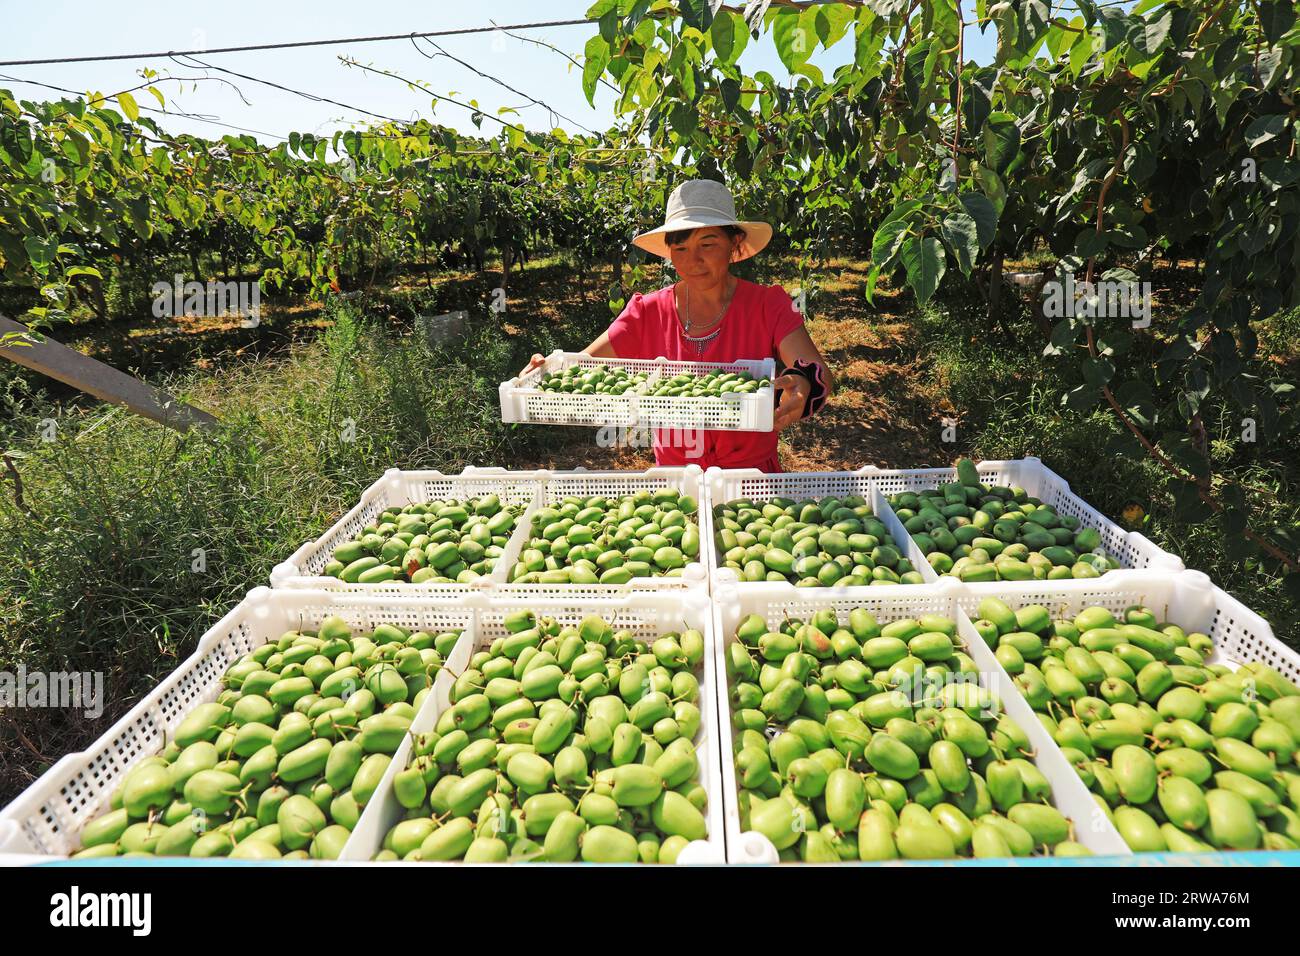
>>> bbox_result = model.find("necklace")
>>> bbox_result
[679,281,734,356]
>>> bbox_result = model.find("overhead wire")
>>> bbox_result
[0,18,596,67]
[170,54,407,124]
[0,72,290,140]
[493,21,621,95]
[411,36,599,134]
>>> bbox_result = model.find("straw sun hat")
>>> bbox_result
[631,179,773,262]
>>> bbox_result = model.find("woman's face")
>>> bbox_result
[667,228,739,285]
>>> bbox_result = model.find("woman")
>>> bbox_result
[521,179,831,472]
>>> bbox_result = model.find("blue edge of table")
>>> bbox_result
[35,851,1300,867]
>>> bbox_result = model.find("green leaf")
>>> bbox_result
[872,217,910,267]
[669,103,698,139]
[864,262,882,307]
[1096,331,1133,356]
[962,69,996,136]
[1020,0,1051,47]
[711,12,743,64]
[1258,48,1284,89]
[1104,429,1147,460]
[1245,115,1288,149]
[23,235,56,275]
[625,0,652,30]
[1260,0,1297,43]
[1081,356,1115,387]
[820,4,854,49]
[941,212,979,276]
[599,10,619,43]
[1063,384,1101,412]
[679,0,715,32]
[872,200,923,266]
[59,135,84,165]
[1136,9,1172,55]
[902,235,946,305]
[1075,229,1108,259]
[958,193,998,249]
[720,78,742,113]
[1049,318,1080,351]
[793,61,824,86]
[981,113,1020,175]
[1170,480,1214,524]
[973,165,1007,216]
[583,36,612,106]
[772,9,812,73]
[117,91,139,122]
[903,39,931,111]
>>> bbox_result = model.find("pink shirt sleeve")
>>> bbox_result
[606,292,650,359]
[766,285,805,357]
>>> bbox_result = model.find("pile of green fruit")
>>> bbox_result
[323,495,522,585]
[507,489,700,585]
[726,607,1088,860]
[973,597,1300,851]
[535,364,769,398]
[641,369,770,397]
[374,610,710,862]
[887,459,1121,582]
[72,616,458,860]
[537,364,652,395]
[713,494,924,586]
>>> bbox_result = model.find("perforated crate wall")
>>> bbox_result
[948,569,1300,684]
[865,457,1183,574]
[0,590,478,858]
[270,467,543,592]
[501,351,775,431]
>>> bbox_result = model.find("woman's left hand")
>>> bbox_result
[772,374,811,432]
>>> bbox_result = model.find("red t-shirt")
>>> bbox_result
[606,279,804,472]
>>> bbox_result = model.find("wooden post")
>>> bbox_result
[0,315,219,432]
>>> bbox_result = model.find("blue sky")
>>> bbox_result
[1,1,1013,143]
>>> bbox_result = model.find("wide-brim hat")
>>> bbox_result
[632,179,773,261]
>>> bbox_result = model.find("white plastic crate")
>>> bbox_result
[500,351,776,432]
[703,467,930,590]
[712,578,1130,863]
[269,467,543,593]
[496,466,709,595]
[349,588,726,864]
[949,568,1300,685]
[0,588,478,861]
[869,458,1183,592]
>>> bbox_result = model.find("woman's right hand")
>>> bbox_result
[518,353,546,378]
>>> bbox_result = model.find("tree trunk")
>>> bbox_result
[367,236,381,291]
[988,252,1004,330]
[1033,266,1055,339]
